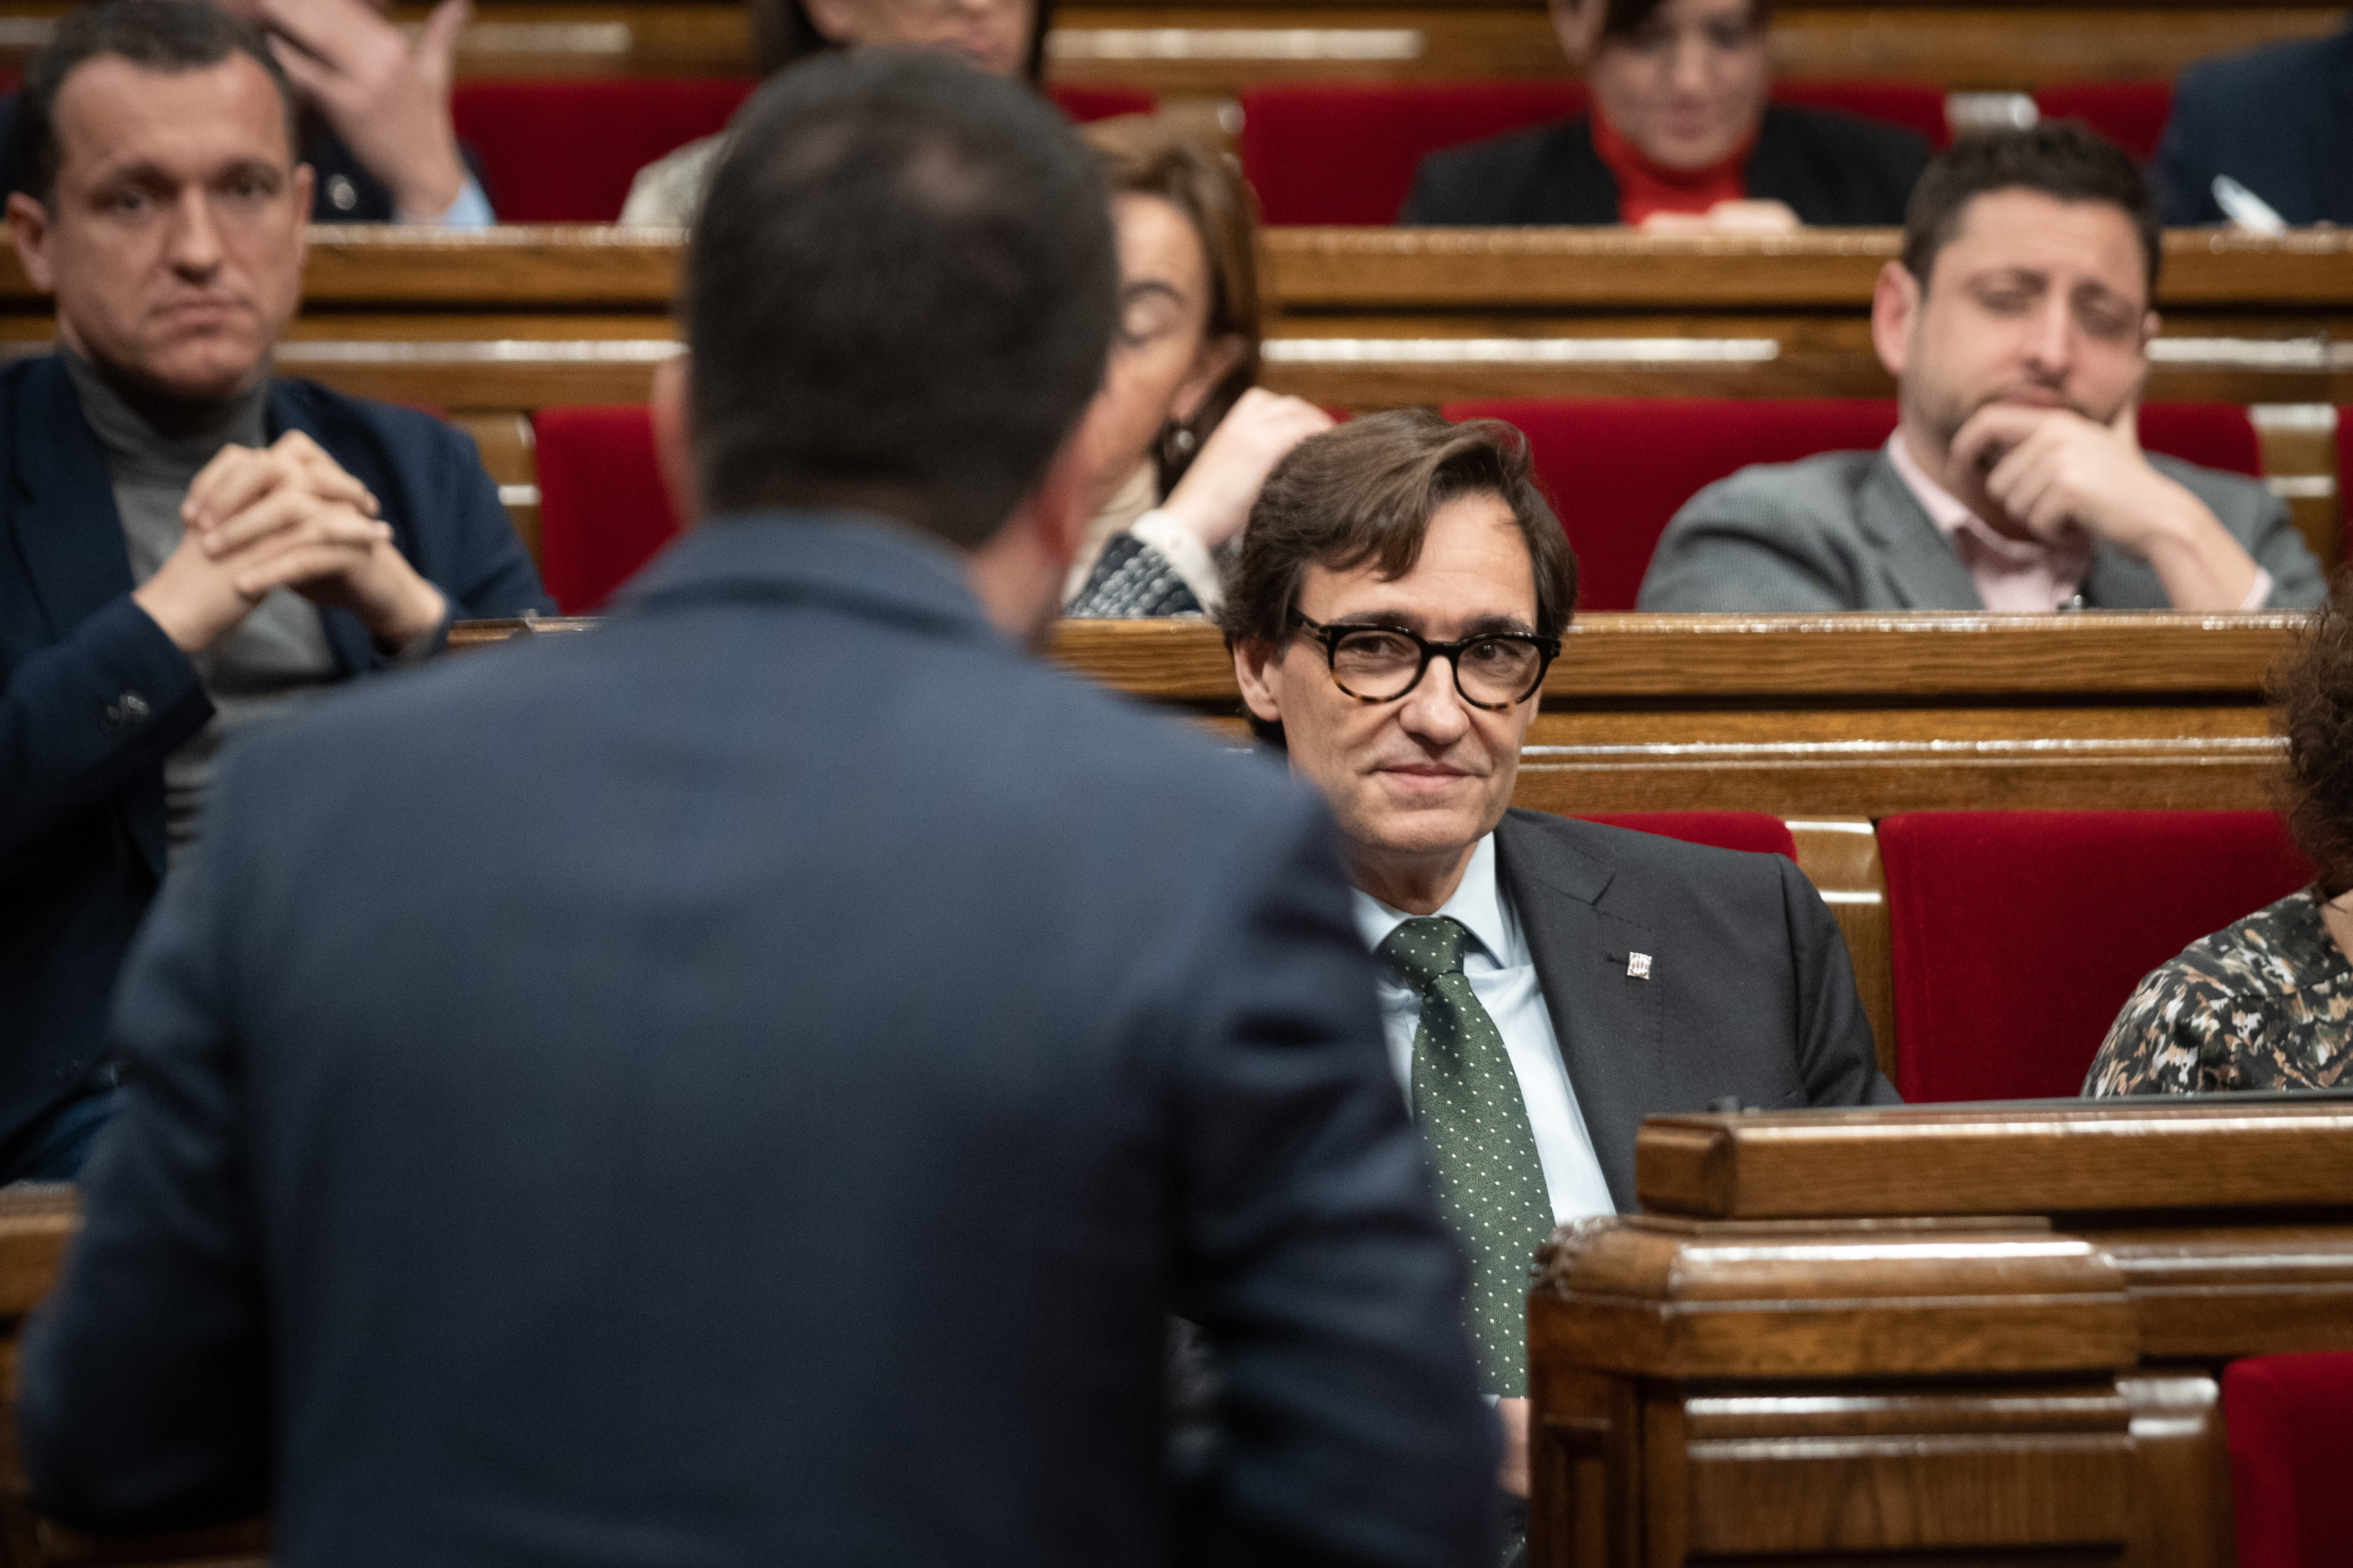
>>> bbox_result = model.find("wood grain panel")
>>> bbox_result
[1635,1102,2353,1220]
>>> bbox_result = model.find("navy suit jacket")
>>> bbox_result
[1494,810,1898,1210]
[1401,104,1929,226]
[0,355,548,1165]
[19,516,1498,1568]
[2157,25,2353,227]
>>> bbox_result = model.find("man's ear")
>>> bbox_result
[1232,636,1286,726]
[1869,259,1919,381]
[649,352,702,531]
[290,164,314,269]
[8,192,55,293]
[1022,423,1094,571]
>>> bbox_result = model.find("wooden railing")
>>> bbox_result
[0,0,2331,92]
[1531,1097,2353,1568]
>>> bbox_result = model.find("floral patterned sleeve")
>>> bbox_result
[2083,964,2216,1096]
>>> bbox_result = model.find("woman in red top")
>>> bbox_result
[1403,0,1930,229]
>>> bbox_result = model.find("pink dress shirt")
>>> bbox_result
[1883,432,2272,612]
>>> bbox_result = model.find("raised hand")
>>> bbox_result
[259,0,472,221]
[1158,389,1336,551]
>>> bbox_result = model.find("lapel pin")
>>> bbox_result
[1627,952,1652,979]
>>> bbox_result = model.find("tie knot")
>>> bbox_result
[1380,915,1470,993]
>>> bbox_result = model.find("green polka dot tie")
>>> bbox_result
[1382,915,1554,1397]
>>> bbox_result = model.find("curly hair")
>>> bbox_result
[2272,573,2353,898]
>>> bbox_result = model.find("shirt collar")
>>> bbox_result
[1351,833,1513,966]
[1884,429,2090,578]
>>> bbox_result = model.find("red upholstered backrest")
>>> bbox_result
[1049,84,1158,122]
[2225,1352,2353,1568]
[1878,811,2311,1103]
[2034,82,2174,163]
[1441,398,1901,611]
[1240,79,1946,225]
[451,80,1153,222]
[2135,401,2262,476]
[1770,79,1951,150]
[1575,812,1797,859]
[1239,82,1589,225]
[1438,398,2262,612]
[533,405,681,613]
[452,79,758,222]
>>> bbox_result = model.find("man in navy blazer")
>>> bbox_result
[21,49,1498,1568]
[0,0,546,1183]
[2156,23,2353,227]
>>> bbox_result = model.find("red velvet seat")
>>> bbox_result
[1575,812,1795,859]
[453,79,758,222]
[2225,1352,2353,1568]
[2034,82,2174,163]
[452,80,1156,222]
[1240,79,1946,225]
[1442,398,1900,612]
[532,405,681,613]
[1441,398,2261,613]
[1877,811,2311,1103]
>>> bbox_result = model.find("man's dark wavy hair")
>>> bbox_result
[1901,121,2162,295]
[686,49,1116,548]
[18,0,299,206]
[1220,410,1577,747]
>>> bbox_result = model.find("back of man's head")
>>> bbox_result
[1901,121,2160,296]
[18,0,298,207]
[686,51,1116,550]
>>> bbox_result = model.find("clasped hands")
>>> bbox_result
[132,431,446,655]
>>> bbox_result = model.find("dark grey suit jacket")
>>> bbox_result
[19,516,1498,1568]
[1636,448,2327,612]
[1494,810,1896,1211]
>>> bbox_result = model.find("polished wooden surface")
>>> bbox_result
[1531,1100,2353,1568]
[1637,1099,2353,1217]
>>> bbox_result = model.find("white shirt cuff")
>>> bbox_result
[2241,566,2275,611]
[1128,509,1225,615]
[405,174,495,229]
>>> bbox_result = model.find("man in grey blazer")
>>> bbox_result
[1228,409,1896,1528]
[1639,122,2325,613]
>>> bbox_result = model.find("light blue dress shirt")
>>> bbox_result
[1351,833,1618,1224]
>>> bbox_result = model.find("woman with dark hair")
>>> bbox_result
[1402,0,1928,230]
[1064,116,1331,617]
[620,0,1044,225]
[2086,581,2353,1095]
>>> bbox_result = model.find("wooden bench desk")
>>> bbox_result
[1531,1097,2353,1568]
[0,226,2343,562]
[0,0,2331,93]
[454,608,2304,1073]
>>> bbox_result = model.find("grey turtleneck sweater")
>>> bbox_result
[64,349,341,860]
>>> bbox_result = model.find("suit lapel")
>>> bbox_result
[266,383,369,676]
[1494,812,1662,1213]
[1858,449,1984,609]
[8,356,134,640]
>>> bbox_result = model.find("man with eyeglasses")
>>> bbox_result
[1229,409,1897,1533]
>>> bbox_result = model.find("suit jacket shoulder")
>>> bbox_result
[1494,810,1893,1210]
[1401,117,1617,226]
[1638,448,1979,610]
[2157,25,2353,225]
[1746,103,1931,226]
